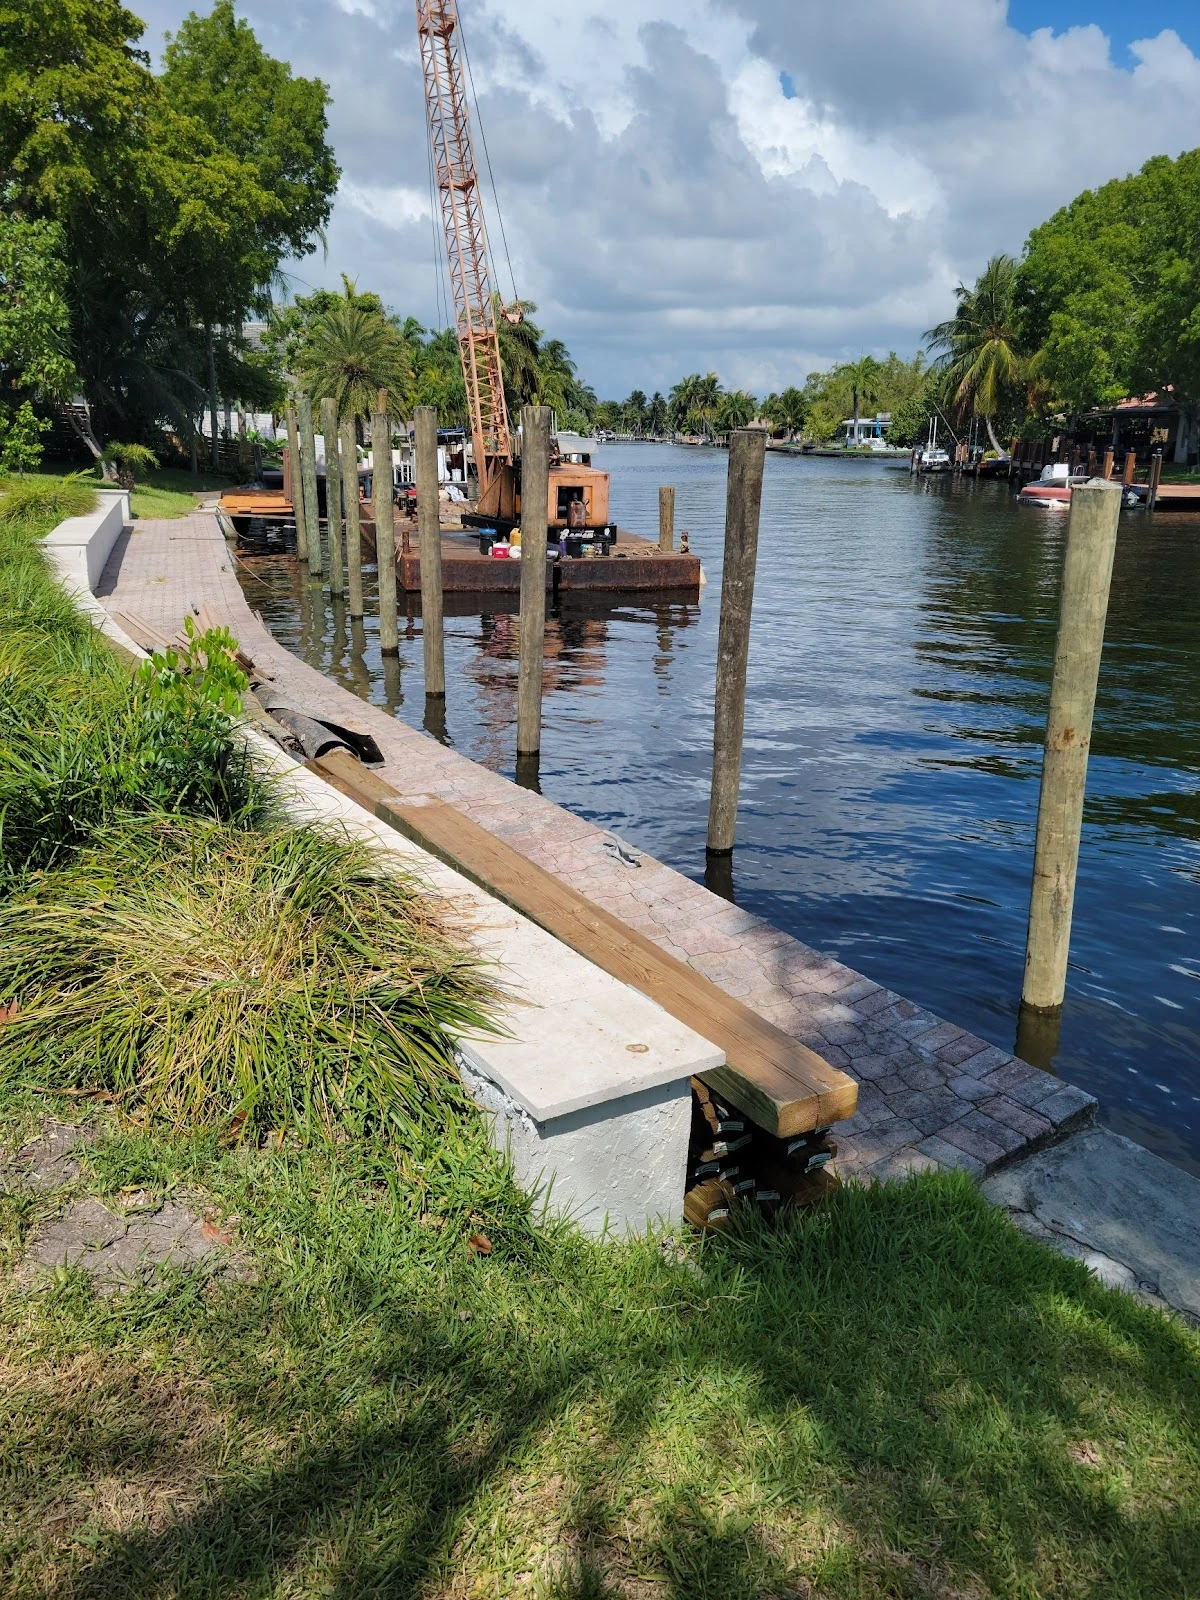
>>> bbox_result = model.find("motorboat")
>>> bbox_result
[1017,462,1086,508]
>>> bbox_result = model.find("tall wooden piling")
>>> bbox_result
[286,403,309,562]
[320,399,344,597]
[415,406,445,698]
[658,486,675,552]
[706,428,767,856]
[340,416,364,618]
[516,404,552,757]
[1022,479,1121,1012]
[1102,448,1114,480]
[297,393,323,577]
[1148,450,1162,511]
[1122,450,1136,488]
[370,409,399,655]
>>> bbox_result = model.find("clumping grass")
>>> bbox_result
[0,472,97,528]
[31,461,235,519]
[0,818,499,1141]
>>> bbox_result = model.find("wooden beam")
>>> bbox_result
[309,747,858,1136]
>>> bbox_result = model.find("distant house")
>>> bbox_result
[1079,394,1193,464]
[843,412,892,446]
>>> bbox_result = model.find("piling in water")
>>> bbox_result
[1022,478,1121,1013]
[286,403,309,562]
[707,428,767,856]
[297,393,323,577]
[517,405,553,758]
[659,486,675,552]
[370,410,399,655]
[415,406,445,698]
[320,399,345,597]
[340,416,364,618]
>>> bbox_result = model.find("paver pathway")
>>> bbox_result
[97,513,1098,1182]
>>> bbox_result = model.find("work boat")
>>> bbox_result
[913,418,951,473]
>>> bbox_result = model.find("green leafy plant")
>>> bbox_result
[0,817,500,1142]
[99,440,158,489]
[0,401,51,475]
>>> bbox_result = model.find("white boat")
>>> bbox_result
[913,419,952,473]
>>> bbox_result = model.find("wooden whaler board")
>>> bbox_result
[311,748,858,1137]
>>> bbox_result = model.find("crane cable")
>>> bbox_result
[455,4,519,308]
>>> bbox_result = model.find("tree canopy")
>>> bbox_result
[0,0,338,445]
[1017,149,1200,447]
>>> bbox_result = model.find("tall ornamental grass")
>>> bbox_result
[0,818,500,1143]
[0,472,97,528]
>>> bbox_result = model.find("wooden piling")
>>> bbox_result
[320,400,345,597]
[706,428,767,856]
[1102,448,1114,480]
[285,403,309,562]
[297,393,323,576]
[1122,450,1136,488]
[415,406,446,699]
[516,404,552,757]
[370,410,399,655]
[1022,479,1121,1013]
[1148,450,1162,511]
[658,486,675,552]
[340,416,364,617]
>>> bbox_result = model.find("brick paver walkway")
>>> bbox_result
[97,513,1098,1181]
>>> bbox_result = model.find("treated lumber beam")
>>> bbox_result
[309,748,858,1136]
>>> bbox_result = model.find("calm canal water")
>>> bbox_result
[238,444,1200,1175]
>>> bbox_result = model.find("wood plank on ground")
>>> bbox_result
[309,748,858,1136]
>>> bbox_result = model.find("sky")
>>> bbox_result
[131,0,1200,399]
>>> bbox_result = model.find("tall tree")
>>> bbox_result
[296,289,413,422]
[841,356,883,445]
[1017,149,1200,461]
[925,255,1025,453]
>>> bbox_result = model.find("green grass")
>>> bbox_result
[33,460,236,520]
[0,1118,1197,1600]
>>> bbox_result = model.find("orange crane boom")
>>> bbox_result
[416,0,511,493]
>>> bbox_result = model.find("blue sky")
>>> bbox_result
[1007,1,1200,56]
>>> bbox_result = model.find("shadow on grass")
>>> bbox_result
[12,1173,1200,1600]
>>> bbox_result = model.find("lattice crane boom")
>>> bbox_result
[417,0,511,491]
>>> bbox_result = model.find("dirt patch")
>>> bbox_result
[19,1195,235,1292]
[4,1120,96,1191]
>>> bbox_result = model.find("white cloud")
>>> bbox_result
[132,0,1200,396]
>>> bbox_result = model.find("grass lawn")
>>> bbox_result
[33,459,236,520]
[1,485,1198,1598]
[2,1109,1198,1600]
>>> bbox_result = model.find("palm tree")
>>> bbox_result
[622,389,648,435]
[647,392,668,435]
[842,356,882,446]
[297,296,412,421]
[762,386,808,440]
[715,389,757,432]
[924,254,1024,453]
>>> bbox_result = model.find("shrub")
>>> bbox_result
[0,472,97,527]
[0,818,500,1143]
[99,441,159,489]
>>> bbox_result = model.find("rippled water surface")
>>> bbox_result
[238,444,1200,1173]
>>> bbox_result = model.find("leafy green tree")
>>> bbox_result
[669,372,722,435]
[622,389,648,434]
[1017,149,1200,461]
[926,255,1026,452]
[0,0,337,453]
[0,216,76,400]
[841,356,883,445]
[0,401,50,475]
[647,392,668,434]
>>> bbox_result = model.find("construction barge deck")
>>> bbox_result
[221,491,703,597]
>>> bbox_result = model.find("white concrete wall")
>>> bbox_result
[41,490,133,652]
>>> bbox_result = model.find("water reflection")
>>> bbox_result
[237,446,1200,1176]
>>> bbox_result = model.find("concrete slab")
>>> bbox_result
[983,1128,1200,1325]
